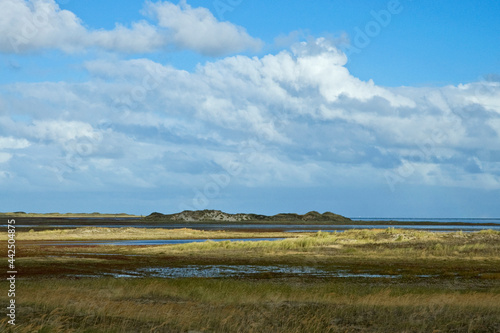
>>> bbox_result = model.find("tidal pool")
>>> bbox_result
[112,265,403,279]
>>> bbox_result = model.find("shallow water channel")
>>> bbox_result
[33,238,285,246]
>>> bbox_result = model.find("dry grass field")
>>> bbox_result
[1,228,499,332]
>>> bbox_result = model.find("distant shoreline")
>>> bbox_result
[2,211,499,226]
[0,213,141,218]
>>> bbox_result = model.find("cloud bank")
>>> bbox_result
[1,37,499,199]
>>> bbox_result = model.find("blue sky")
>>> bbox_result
[0,0,499,217]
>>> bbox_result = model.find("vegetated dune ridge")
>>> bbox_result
[143,210,352,223]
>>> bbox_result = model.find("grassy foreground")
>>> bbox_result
[1,277,500,332]
[1,228,500,332]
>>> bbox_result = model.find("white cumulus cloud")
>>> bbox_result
[0,136,30,149]
[0,0,262,55]
[144,0,263,56]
